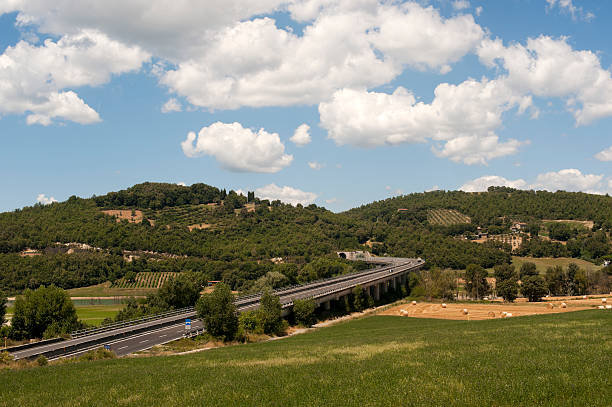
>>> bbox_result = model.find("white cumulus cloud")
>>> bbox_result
[478,36,612,125]
[290,123,312,146]
[0,29,149,125]
[460,176,527,192]
[530,169,604,193]
[461,169,610,194]
[161,98,182,113]
[255,184,318,206]
[595,146,612,162]
[452,1,470,11]
[319,78,531,165]
[181,122,293,173]
[308,161,324,170]
[36,193,58,205]
[160,2,484,109]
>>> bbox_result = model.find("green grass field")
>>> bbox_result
[1,311,611,406]
[75,305,124,326]
[511,256,601,274]
[66,282,156,297]
[3,305,122,327]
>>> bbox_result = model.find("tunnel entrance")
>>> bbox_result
[339,252,347,259]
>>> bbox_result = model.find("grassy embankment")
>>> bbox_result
[1,310,610,406]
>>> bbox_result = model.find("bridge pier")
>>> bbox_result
[373,283,380,301]
[391,277,397,291]
[323,300,331,311]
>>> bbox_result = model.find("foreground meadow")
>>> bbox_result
[1,311,611,406]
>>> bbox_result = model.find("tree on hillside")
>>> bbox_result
[545,266,565,296]
[519,262,538,279]
[196,283,238,341]
[0,292,6,324]
[257,290,284,335]
[465,264,489,300]
[494,264,519,302]
[157,274,201,309]
[10,285,79,339]
[521,275,548,302]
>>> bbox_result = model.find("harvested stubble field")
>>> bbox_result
[379,298,608,320]
[1,311,611,406]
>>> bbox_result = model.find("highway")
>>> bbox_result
[7,256,424,360]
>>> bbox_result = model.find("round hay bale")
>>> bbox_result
[412,300,417,306]
[561,302,567,308]
[400,309,409,316]
[606,305,612,310]
[582,295,587,299]
[598,305,605,309]
[441,303,447,308]
[506,312,513,317]
[488,311,495,318]
[462,308,469,315]
[501,311,507,316]
[546,303,554,309]
[602,298,608,304]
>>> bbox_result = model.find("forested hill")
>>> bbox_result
[0,182,511,293]
[345,187,612,229]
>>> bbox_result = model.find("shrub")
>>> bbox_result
[293,299,316,327]
[36,355,48,366]
[196,283,238,341]
[257,290,284,335]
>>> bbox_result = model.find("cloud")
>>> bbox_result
[36,193,58,205]
[530,169,604,193]
[161,98,182,113]
[325,197,337,204]
[176,182,187,186]
[308,161,324,170]
[478,36,612,125]
[255,183,318,206]
[546,0,594,21]
[595,146,612,162]
[460,169,609,194]
[1,0,287,61]
[290,123,312,146]
[181,122,293,173]
[160,2,484,109]
[0,29,149,125]
[452,1,470,11]
[319,79,530,164]
[459,176,527,192]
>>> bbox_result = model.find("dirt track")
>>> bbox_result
[380,296,611,320]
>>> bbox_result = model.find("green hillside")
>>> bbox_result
[0,183,512,294]
[1,311,610,406]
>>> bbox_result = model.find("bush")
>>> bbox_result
[257,290,284,335]
[78,347,116,361]
[36,355,48,366]
[196,283,238,341]
[10,285,79,340]
[293,299,316,327]
[0,351,13,366]
[237,310,259,339]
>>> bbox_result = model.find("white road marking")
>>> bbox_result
[118,346,128,350]
[140,340,148,343]
[159,334,167,338]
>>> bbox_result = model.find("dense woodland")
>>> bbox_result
[1,183,612,294]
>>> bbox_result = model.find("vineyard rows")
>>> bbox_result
[427,209,471,225]
[112,272,178,289]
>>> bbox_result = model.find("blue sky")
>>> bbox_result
[1,0,612,212]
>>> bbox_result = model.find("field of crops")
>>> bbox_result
[1,311,610,406]
[144,204,219,227]
[112,272,178,289]
[427,209,471,225]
